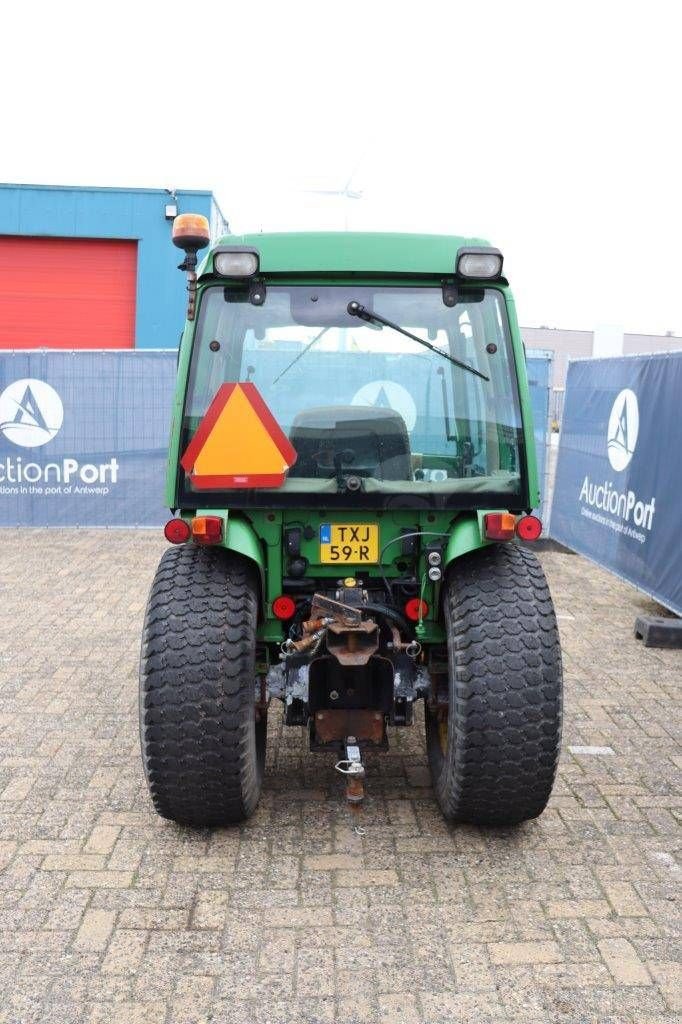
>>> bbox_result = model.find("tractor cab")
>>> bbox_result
[174,252,527,508]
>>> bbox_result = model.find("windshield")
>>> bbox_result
[179,284,527,510]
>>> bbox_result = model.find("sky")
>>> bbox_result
[2,0,680,335]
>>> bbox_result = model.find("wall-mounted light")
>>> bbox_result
[165,203,178,220]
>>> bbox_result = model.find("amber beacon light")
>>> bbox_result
[172,213,211,321]
[172,213,210,250]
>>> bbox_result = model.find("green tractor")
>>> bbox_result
[139,216,562,827]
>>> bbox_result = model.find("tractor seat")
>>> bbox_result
[288,405,412,481]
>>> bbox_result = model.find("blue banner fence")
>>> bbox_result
[550,351,682,616]
[0,349,553,527]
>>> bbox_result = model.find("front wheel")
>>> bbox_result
[139,545,266,826]
[426,543,563,826]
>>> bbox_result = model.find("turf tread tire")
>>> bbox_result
[139,545,264,826]
[426,542,562,826]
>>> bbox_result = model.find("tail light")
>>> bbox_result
[191,516,223,544]
[405,598,429,621]
[484,512,517,541]
[164,518,191,544]
[272,595,297,620]
[516,515,542,541]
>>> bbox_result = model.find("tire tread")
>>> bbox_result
[139,545,263,826]
[428,543,563,825]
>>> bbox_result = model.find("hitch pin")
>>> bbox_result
[280,621,330,659]
[335,736,365,804]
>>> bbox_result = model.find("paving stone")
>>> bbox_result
[118,908,189,930]
[419,988,503,1020]
[488,941,563,965]
[597,937,654,986]
[42,855,107,872]
[0,533,679,1024]
[546,899,612,918]
[378,992,421,1024]
[602,881,649,917]
[0,842,18,870]
[84,826,121,856]
[647,962,682,1011]
[304,854,359,870]
[65,871,135,889]
[101,930,148,975]
[269,907,335,928]
[72,910,116,952]
[335,870,399,887]
[0,777,34,801]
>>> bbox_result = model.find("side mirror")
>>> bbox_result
[172,214,210,321]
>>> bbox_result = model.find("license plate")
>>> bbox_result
[319,523,379,563]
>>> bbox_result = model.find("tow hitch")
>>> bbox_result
[270,586,429,806]
[335,737,366,805]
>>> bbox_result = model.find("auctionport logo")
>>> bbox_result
[578,385,654,543]
[607,388,639,472]
[0,378,118,494]
[0,379,64,448]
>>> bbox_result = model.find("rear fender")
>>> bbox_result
[195,510,266,611]
[444,512,492,569]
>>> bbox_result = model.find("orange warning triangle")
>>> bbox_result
[180,383,297,489]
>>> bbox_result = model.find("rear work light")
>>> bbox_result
[456,246,503,280]
[272,595,297,620]
[484,512,517,541]
[164,518,191,544]
[516,515,543,541]
[191,516,223,545]
[405,598,429,622]
[214,248,260,277]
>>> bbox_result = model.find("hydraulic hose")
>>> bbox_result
[362,602,411,636]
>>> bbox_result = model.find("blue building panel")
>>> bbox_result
[0,183,228,349]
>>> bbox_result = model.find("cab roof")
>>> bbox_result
[200,231,492,278]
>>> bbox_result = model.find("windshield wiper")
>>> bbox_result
[347,301,489,382]
[271,325,331,384]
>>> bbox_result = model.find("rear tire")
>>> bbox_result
[139,545,265,826]
[426,543,562,826]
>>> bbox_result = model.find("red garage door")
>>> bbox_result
[0,236,137,349]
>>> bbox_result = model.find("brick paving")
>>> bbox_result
[0,530,679,1024]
